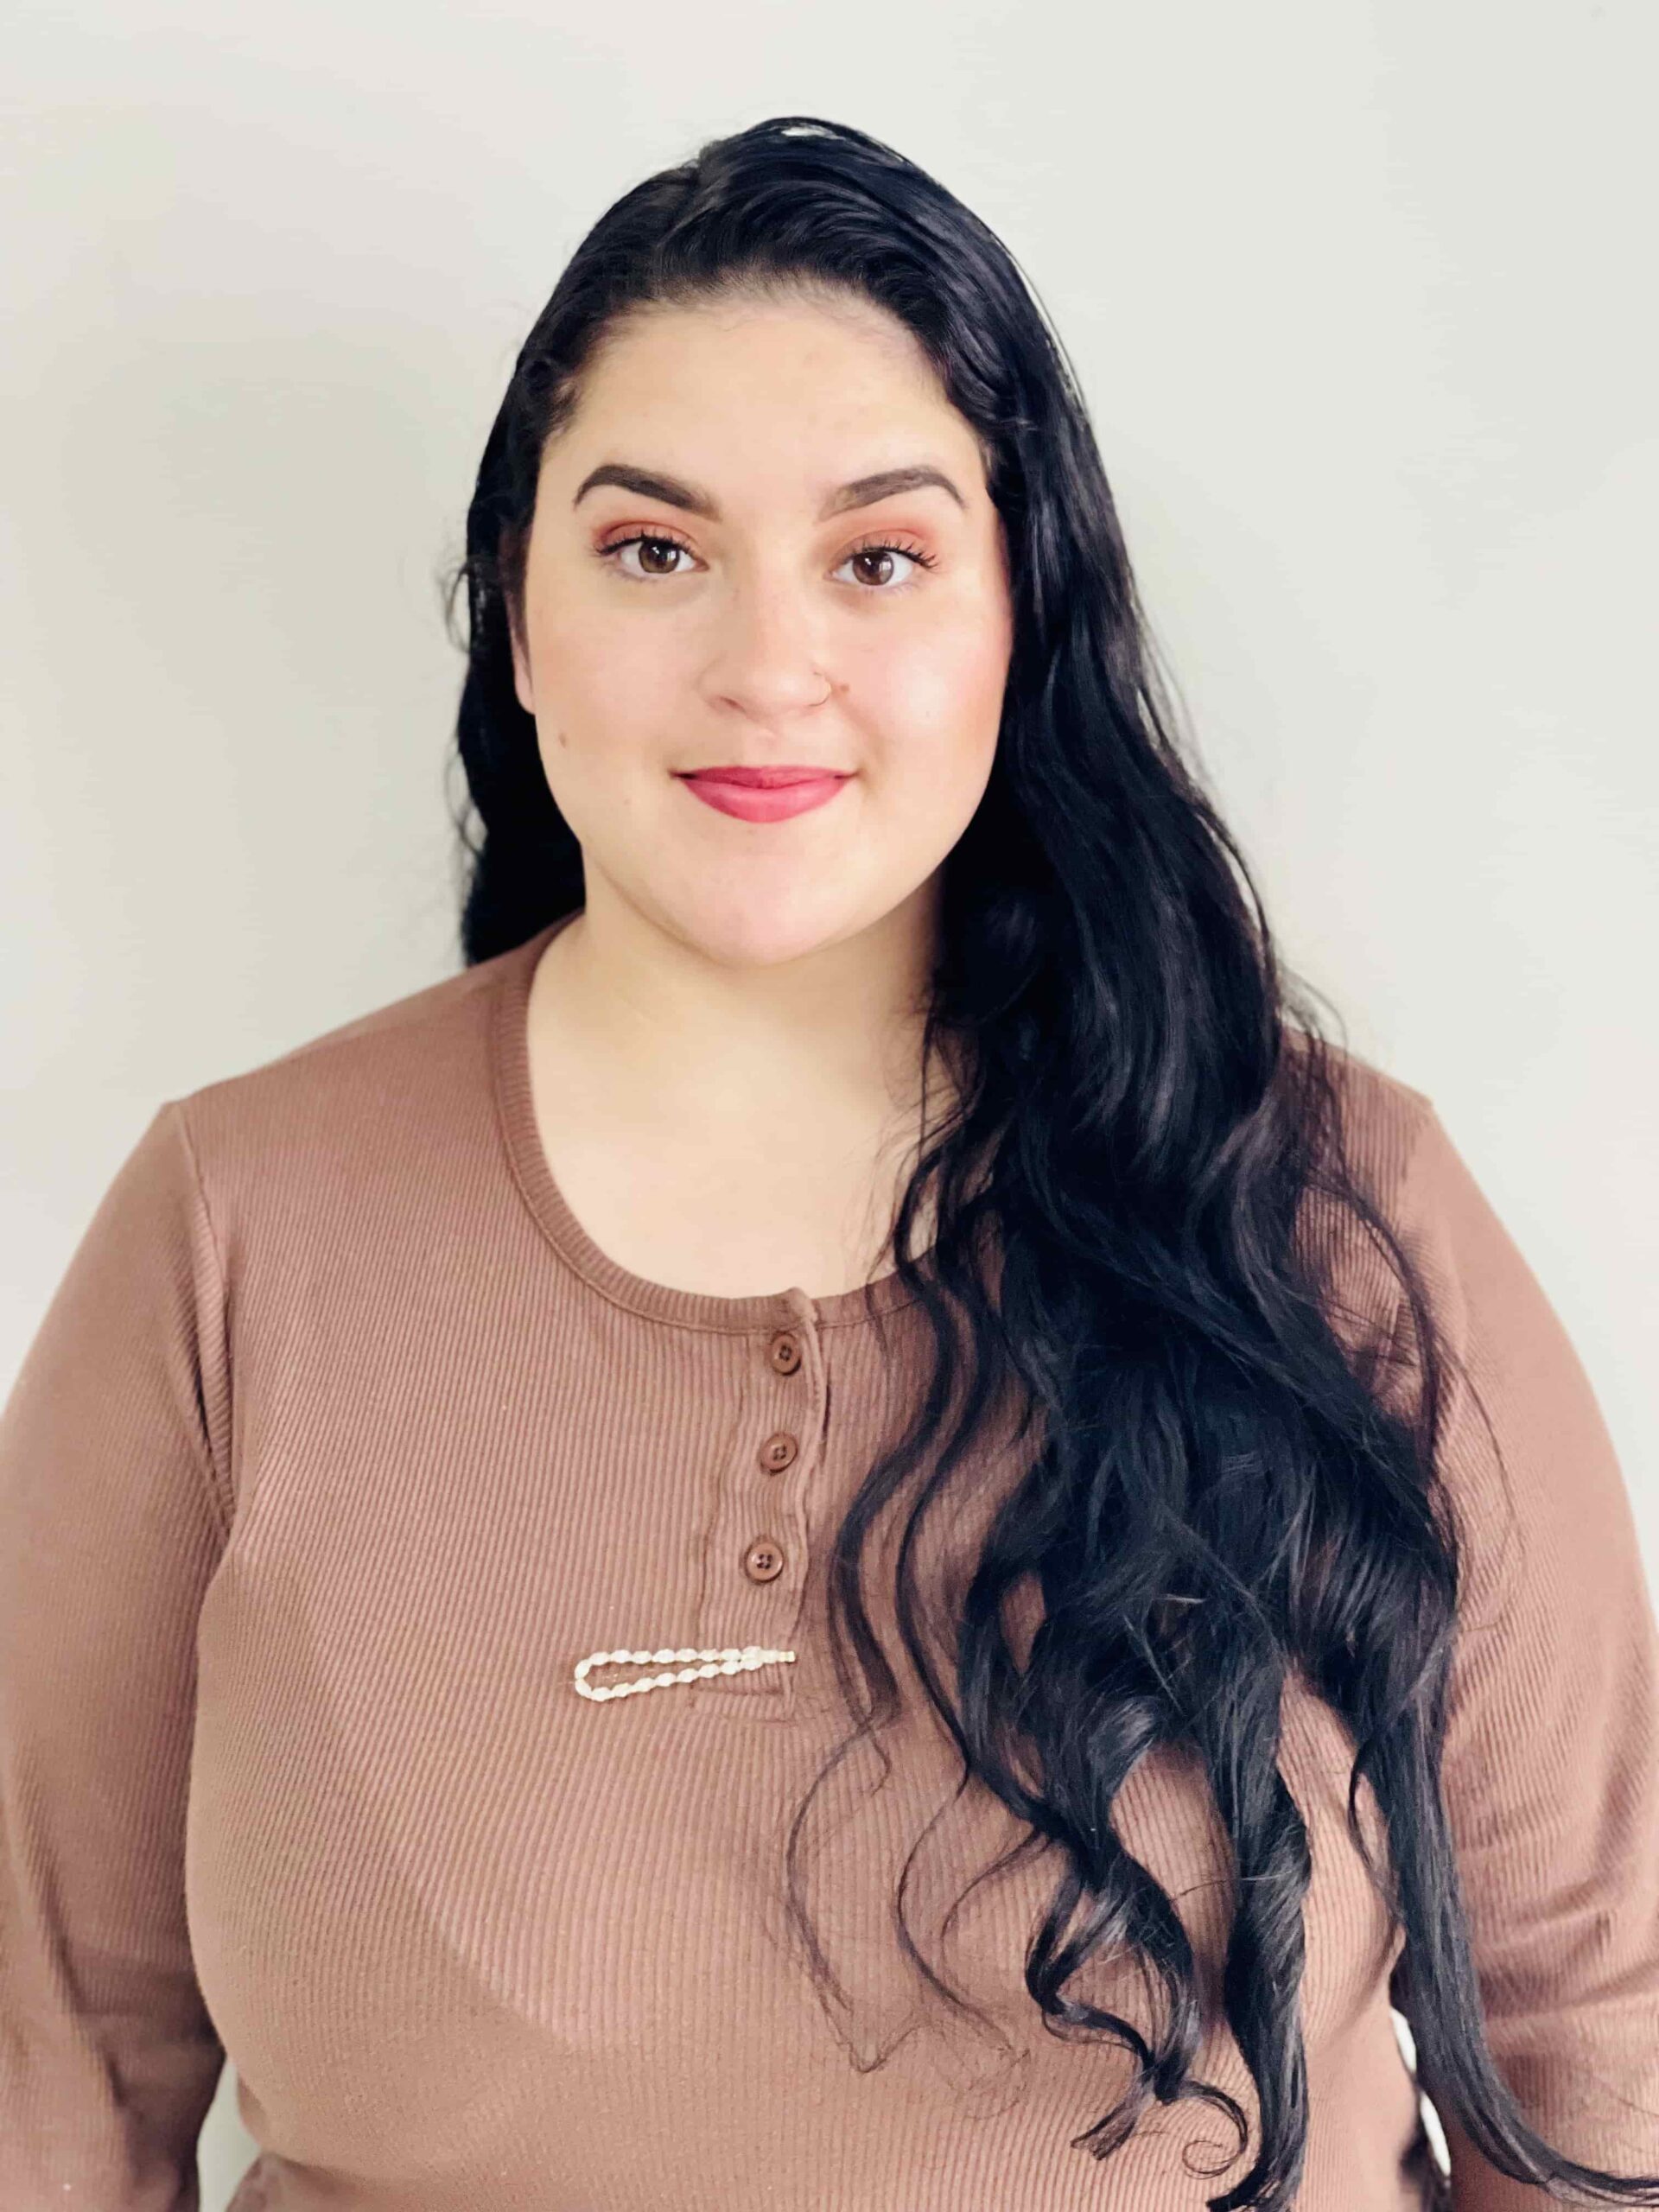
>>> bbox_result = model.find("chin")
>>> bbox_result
[657,889,868,969]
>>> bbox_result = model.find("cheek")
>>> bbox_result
[531,601,687,762]
[854,608,1008,790]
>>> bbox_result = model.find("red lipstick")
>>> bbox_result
[676,765,852,824]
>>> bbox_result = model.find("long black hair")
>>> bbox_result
[442,116,1659,2210]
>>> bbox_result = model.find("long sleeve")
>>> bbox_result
[1386,1104,1659,2204]
[0,1099,232,2209]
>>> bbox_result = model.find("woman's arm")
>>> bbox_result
[1390,1103,1659,2203]
[0,1098,232,2208]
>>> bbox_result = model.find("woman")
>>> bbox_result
[3,114,1656,2212]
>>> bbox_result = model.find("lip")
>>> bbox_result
[676,766,853,824]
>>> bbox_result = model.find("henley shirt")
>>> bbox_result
[3,910,1657,2211]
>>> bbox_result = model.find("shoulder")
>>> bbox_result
[1300,1036,1521,1345]
[1291,1027,1436,1188]
[1278,1029,1460,1395]
[160,934,535,1228]
[1290,1035,1592,1494]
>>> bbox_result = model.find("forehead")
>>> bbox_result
[554,292,979,478]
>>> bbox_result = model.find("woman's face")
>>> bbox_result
[508,289,1014,969]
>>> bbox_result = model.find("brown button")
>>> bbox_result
[767,1328,803,1376]
[760,1432,798,1475]
[743,1537,786,1583]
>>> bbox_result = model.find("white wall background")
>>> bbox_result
[3,2,1654,2199]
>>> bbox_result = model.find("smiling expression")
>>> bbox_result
[507,286,1014,968]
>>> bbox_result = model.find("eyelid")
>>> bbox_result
[843,530,931,558]
[594,523,697,556]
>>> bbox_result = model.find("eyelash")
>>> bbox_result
[593,530,938,588]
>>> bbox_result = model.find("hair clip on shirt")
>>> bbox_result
[573,1643,798,1701]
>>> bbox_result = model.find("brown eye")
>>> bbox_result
[597,533,696,580]
[833,540,934,591]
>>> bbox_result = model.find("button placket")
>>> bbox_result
[689,1316,821,1701]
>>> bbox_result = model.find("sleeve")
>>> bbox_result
[0,1097,232,2209]
[1383,1103,1659,2205]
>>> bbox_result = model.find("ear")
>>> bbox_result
[509,611,535,718]
[500,525,534,716]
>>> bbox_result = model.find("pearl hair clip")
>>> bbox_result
[573,1643,798,1701]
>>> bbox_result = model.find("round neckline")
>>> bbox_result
[489,912,924,1334]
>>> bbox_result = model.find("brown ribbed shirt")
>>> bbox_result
[3,913,1657,2209]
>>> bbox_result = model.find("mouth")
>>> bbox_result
[677,765,849,787]
[675,765,854,824]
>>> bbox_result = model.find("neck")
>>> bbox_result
[537,876,951,1132]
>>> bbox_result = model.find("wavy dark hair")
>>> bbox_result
[440,116,1659,2210]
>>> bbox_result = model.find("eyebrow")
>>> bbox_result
[570,461,967,520]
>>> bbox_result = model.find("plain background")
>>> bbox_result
[3,3,1655,2200]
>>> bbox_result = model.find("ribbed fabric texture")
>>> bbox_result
[3,913,1657,2211]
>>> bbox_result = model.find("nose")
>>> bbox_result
[698,573,832,725]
